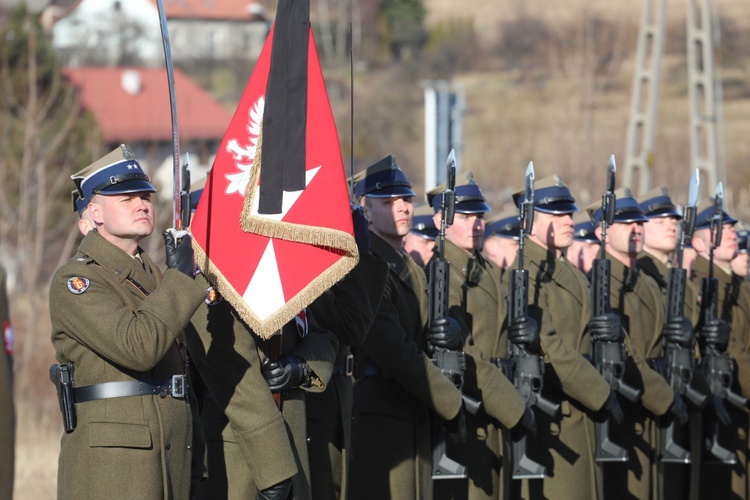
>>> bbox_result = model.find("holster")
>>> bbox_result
[49,363,77,432]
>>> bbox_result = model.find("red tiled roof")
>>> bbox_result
[148,0,267,21]
[64,66,232,142]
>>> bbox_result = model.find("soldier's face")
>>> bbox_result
[443,212,485,253]
[403,232,435,267]
[363,196,413,243]
[607,221,644,260]
[693,223,738,264]
[731,252,748,278]
[567,240,600,273]
[483,235,519,271]
[89,192,155,246]
[530,211,574,251]
[643,216,679,254]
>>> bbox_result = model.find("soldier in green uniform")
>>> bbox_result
[0,264,13,500]
[690,201,749,499]
[49,145,208,499]
[428,173,532,500]
[404,204,439,268]
[483,207,521,279]
[305,209,389,500]
[505,175,623,499]
[568,212,600,274]
[348,156,464,500]
[636,187,704,500]
[586,188,686,500]
[730,230,749,279]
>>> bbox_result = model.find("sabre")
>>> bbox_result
[156,0,183,230]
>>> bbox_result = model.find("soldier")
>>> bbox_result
[404,204,439,268]
[503,175,623,499]
[567,211,600,274]
[690,201,750,499]
[0,262,13,500]
[428,173,532,500]
[730,229,749,279]
[306,207,389,500]
[483,206,521,278]
[49,145,207,499]
[586,188,686,500]
[348,156,464,500]
[636,187,703,500]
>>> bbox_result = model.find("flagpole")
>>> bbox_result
[349,2,355,200]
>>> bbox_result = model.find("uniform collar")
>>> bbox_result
[79,230,143,283]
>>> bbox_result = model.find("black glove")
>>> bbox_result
[163,230,195,277]
[256,477,292,500]
[588,312,623,343]
[508,316,540,352]
[427,317,463,350]
[446,404,467,445]
[262,356,312,392]
[663,316,694,348]
[602,390,624,425]
[351,203,370,256]
[700,318,730,352]
[709,393,732,427]
[668,392,688,425]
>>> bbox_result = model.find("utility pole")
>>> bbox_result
[623,0,667,195]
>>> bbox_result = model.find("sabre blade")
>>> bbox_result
[687,169,699,209]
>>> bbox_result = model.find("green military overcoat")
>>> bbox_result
[436,240,525,500]
[691,256,749,499]
[349,233,463,500]
[507,240,611,499]
[604,254,674,500]
[49,230,207,499]
[0,266,13,500]
[306,253,389,500]
[185,297,298,499]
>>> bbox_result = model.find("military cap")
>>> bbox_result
[411,204,439,240]
[512,174,578,214]
[484,207,521,240]
[694,197,738,230]
[573,211,599,243]
[736,229,749,253]
[427,171,491,214]
[639,186,681,219]
[71,190,87,214]
[586,187,648,225]
[352,155,416,199]
[72,144,156,206]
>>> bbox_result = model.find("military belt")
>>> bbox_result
[74,375,187,403]
[333,353,354,376]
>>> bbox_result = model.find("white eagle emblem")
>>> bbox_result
[225,96,265,197]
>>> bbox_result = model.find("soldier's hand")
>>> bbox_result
[709,393,732,427]
[262,355,312,393]
[351,203,371,256]
[700,318,730,352]
[256,477,292,500]
[446,404,467,445]
[602,390,624,425]
[508,316,539,352]
[163,229,195,277]
[588,312,623,343]
[668,392,689,425]
[663,316,694,348]
[427,317,463,350]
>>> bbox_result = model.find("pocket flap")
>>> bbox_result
[88,420,152,449]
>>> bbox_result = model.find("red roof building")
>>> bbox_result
[147,0,269,21]
[64,66,231,142]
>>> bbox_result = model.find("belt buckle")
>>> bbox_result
[171,375,186,398]
[345,354,354,377]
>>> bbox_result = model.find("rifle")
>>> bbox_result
[591,155,642,463]
[699,182,747,464]
[659,170,709,464]
[428,150,469,480]
[506,162,559,480]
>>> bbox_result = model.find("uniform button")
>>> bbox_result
[115,269,121,275]
[165,442,171,450]
[187,444,192,450]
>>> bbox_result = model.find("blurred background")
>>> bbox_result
[1,0,749,497]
